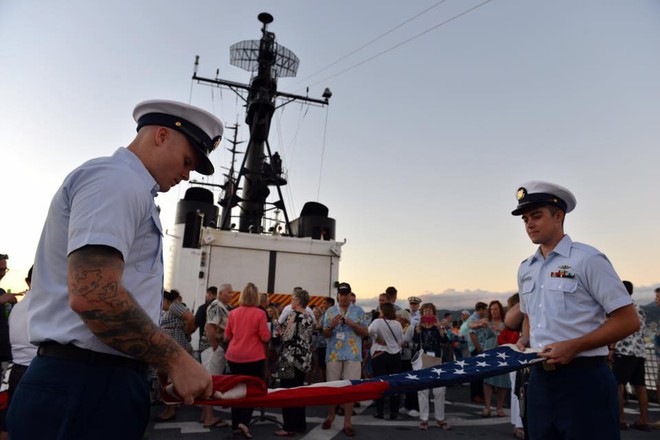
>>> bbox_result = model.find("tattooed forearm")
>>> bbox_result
[69,245,184,368]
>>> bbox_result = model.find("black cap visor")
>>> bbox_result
[511,193,567,216]
[137,113,221,175]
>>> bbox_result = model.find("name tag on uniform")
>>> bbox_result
[336,332,346,341]
[426,351,435,357]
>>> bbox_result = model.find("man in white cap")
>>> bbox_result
[407,296,422,327]
[7,100,224,439]
[511,180,639,440]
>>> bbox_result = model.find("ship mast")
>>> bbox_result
[192,12,331,235]
[218,124,243,230]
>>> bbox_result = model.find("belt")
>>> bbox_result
[534,355,607,372]
[9,363,29,374]
[38,342,148,373]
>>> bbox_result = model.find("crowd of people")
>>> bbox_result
[1,249,659,439]
[141,278,615,439]
[162,276,658,439]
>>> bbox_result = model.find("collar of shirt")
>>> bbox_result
[528,234,573,266]
[113,147,159,197]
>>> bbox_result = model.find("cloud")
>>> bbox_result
[356,288,517,312]
[355,285,659,312]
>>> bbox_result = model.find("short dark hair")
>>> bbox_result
[323,297,335,306]
[380,303,396,320]
[507,293,520,308]
[385,286,397,296]
[207,286,218,295]
[475,301,488,311]
[0,254,7,261]
[546,205,566,226]
[163,290,179,302]
[622,280,633,295]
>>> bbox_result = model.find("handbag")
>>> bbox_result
[279,362,296,380]
[412,350,443,370]
[411,326,443,370]
[411,348,423,370]
[420,353,443,368]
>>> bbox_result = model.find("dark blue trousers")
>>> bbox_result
[7,354,150,440]
[527,360,619,440]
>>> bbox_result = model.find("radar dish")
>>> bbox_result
[258,12,273,24]
[230,40,300,78]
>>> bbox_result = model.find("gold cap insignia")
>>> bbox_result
[175,121,182,127]
[517,187,526,201]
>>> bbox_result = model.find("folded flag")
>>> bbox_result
[163,344,541,408]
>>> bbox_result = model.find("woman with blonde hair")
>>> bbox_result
[224,283,271,438]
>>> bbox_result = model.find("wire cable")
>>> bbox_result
[292,0,451,89]
[306,0,494,89]
[316,105,331,202]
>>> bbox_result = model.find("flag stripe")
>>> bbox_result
[168,345,541,408]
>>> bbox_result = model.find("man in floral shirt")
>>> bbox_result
[321,282,368,437]
[612,281,649,430]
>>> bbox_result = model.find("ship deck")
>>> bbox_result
[146,382,659,439]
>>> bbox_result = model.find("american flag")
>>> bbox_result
[163,344,542,408]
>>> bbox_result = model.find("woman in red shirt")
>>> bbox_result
[224,283,271,438]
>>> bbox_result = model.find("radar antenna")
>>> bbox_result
[192,13,331,235]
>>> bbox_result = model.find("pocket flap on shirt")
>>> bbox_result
[547,278,578,293]
[521,280,535,295]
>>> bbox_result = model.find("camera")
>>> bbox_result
[421,315,437,324]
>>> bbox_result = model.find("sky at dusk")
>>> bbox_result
[1,0,659,307]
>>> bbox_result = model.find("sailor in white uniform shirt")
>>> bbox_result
[7,99,223,440]
[512,180,639,440]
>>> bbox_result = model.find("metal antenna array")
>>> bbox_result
[192,12,331,235]
[217,124,243,230]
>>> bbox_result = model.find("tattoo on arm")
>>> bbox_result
[69,245,182,368]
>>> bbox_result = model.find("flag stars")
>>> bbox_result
[496,352,510,360]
